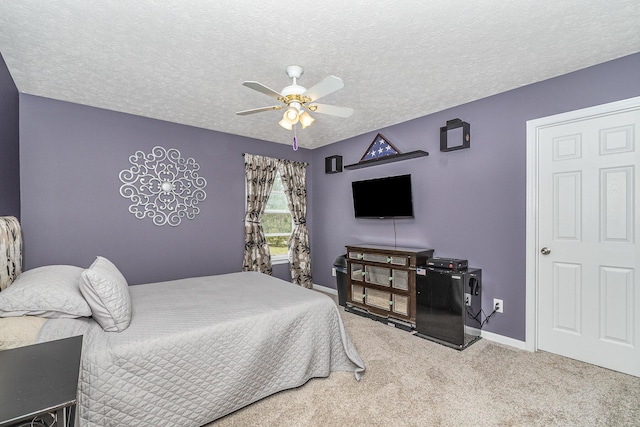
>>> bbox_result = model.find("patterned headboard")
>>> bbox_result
[0,216,22,291]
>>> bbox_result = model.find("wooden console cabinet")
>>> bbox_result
[345,244,434,326]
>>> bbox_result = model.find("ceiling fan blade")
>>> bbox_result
[303,75,344,102]
[309,103,353,118]
[242,81,284,100]
[236,105,283,116]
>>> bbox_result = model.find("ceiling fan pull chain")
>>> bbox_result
[292,127,298,151]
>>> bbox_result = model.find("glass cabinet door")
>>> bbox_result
[365,265,390,287]
[392,294,409,316]
[362,253,388,263]
[350,263,364,281]
[391,269,409,290]
[389,256,408,266]
[351,284,365,303]
[365,288,391,310]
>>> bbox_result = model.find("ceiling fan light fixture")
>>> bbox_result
[237,66,352,143]
[279,118,293,130]
[299,111,315,129]
[282,106,299,125]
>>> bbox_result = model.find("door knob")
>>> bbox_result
[541,247,551,255]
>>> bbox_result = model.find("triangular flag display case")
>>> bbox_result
[344,133,428,170]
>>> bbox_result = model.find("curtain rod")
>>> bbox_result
[242,153,308,167]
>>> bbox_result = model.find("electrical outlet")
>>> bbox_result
[464,293,471,306]
[331,267,336,277]
[493,298,503,313]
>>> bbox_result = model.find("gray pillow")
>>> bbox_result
[80,256,132,332]
[0,265,91,318]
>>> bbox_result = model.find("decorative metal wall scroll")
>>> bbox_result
[119,146,207,226]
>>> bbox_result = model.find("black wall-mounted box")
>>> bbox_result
[325,155,343,174]
[440,119,471,152]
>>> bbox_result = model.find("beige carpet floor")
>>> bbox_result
[208,303,640,426]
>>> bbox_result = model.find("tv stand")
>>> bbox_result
[345,244,434,326]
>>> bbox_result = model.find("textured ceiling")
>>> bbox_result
[1,1,639,149]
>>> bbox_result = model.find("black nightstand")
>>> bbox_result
[0,336,82,427]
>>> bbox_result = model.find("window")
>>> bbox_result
[262,172,293,262]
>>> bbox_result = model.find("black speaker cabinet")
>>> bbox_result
[415,268,482,350]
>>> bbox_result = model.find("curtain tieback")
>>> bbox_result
[294,218,307,225]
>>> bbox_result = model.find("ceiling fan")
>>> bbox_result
[236,65,353,149]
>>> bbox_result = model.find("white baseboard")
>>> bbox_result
[312,284,338,295]
[316,286,528,351]
[480,330,527,350]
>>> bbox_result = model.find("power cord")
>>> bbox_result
[466,302,499,328]
[392,218,397,248]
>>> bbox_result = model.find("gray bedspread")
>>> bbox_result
[38,271,365,427]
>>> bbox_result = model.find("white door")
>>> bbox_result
[527,97,640,377]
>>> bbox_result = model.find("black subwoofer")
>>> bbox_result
[415,267,482,350]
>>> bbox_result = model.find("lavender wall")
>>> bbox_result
[15,52,640,341]
[19,95,312,284]
[310,53,640,341]
[0,52,20,218]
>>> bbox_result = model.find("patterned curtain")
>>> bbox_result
[0,216,23,291]
[278,159,312,288]
[242,154,278,275]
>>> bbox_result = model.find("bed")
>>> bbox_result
[0,217,365,426]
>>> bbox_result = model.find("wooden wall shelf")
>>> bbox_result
[344,150,429,170]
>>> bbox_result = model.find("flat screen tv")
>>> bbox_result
[352,174,414,219]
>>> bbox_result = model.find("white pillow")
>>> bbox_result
[0,316,47,350]
[80,256,132,332]
[0,265,91,318]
